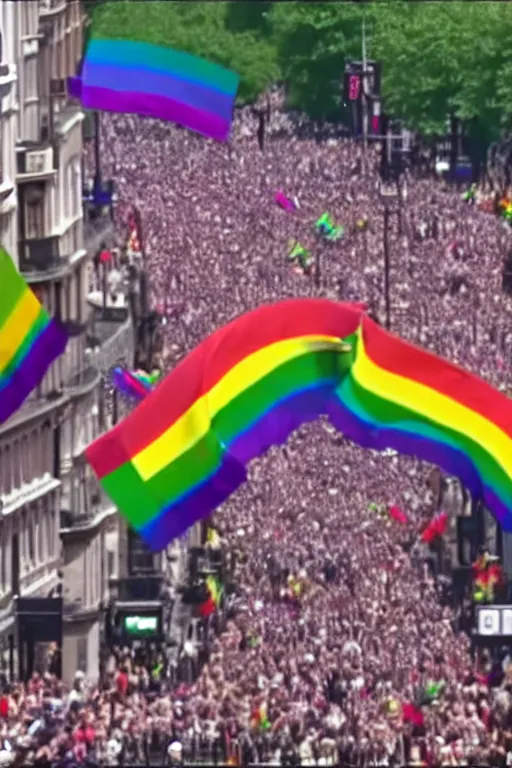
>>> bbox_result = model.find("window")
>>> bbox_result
[0,538,6,594]
[12,441,21,490]
[20,509,28,567]
[27,508,35,565]
[38,505,45,563]
[83,546,89,606]
[107,550,115,579]
[76,264,82,324]
[21,434,29,484]
[46,503,54,558]
[127,528,155,574]
[24,190,45,239]
[32,429,40,478]
[76,637,87,675]
[0,445,10,496]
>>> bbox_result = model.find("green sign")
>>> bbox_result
[124,615,158,636]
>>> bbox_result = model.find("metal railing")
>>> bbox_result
[66,365,99,392]
[60,485,113,530]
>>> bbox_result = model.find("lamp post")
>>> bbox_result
[378,180,399,330]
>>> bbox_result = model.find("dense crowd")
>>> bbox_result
[4,101,512,766]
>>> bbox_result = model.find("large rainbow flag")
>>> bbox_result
[85,299,512,551]
[68,39,239,142]
[0,248,67,424]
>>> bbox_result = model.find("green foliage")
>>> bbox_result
[89,1,280,104]
[89,0,512,139]
[371,3,512,142]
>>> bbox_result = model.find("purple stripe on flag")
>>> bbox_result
[0,321,68,424]
[80,84,232,142]
[67,76,83,100]
[139,453,247,551]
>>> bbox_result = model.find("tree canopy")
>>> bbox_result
[89,1,512,141]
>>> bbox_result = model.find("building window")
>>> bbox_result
[84,545,89,606]
[76,636,87,675]
[32,429,40,478]
[46,502,54,558]
[27,509,35,565]
[12,441,21,490]
[20,509,27,567]
[39,505,47,563]
[42,422,52,476]
[76,264,82,324]
[24,189,45,238]
[127,528,155,574]
[1,445,11,495]
[21,434,29,485]
[0,537,6,594]
[38,507,43,563]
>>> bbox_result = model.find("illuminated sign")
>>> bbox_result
[124,615,158,636]
[349,74,361,101]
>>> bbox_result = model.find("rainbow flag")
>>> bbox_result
[0,248,67,424]
[327,317,512,531]
[85,299,512,551]
[112,367,160,402]
[69,39,239,142]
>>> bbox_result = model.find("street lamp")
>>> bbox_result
[378,179,400,330]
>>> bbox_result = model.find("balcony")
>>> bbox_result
[90,313,134,372]
[18,236,65,275]
[66,365,100,396]
[60,486,115,533]
[16,144,56,182]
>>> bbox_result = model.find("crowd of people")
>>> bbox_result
[4,99,512,766]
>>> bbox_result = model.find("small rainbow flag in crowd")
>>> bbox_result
[112,366,161,402]
[0,248,67,424]
[69,39,239,142]
[314,212,344,241]
[198,575,223,618]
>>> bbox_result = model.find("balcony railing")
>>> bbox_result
[16,144,55,179]
[18,236,63,273]
[66,365,100,393]
[60,486,113,531]
[92,314,134,372]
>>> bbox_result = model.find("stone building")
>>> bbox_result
[0,0,132,683]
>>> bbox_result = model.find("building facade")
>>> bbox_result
[0,0,132,684]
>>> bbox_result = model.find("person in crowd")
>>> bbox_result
[6,94,512,767]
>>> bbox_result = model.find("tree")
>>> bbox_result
[88,1,512,143]
[270,2,369,120]
[89,1,280,104]
[371,3,512,142]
